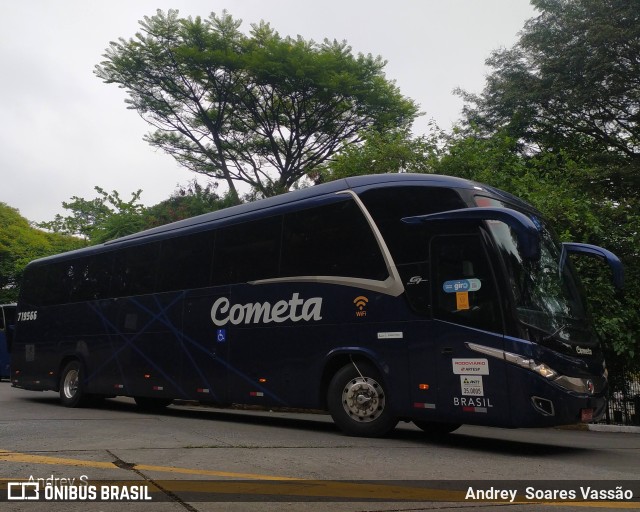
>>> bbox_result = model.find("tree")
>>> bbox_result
[95,10,419,200]
[459,0,640,177]
[143,179,237,227]
[450,0,640,363]
[0,203,84,303]
[429,128,640,364]
[37,187,146,243]
[315,127,439,183]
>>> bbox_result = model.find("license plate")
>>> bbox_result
[581,408,593,422]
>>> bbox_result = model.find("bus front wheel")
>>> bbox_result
[327,362,398,437]
[59,360,90,408]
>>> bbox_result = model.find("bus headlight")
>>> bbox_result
[466,343,607,395]
[529,362,557,379]
[466,342,597,394]
[466,342,557,379]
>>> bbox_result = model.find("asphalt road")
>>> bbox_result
[0,382,638,511]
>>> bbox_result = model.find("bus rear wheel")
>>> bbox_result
[59,360,90,408]
[327,362,397,437]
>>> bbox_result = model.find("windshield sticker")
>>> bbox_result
[442,279,481,293]
[452,358,489,375]
[456,292,470,310]
[461,376,484,396]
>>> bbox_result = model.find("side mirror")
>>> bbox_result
[562,243,624,291]
[402,207,541,260]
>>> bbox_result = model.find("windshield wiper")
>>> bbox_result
[542,324,567,343]
[517,318,572,349]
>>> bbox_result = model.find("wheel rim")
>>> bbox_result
[342,376,385,422]
[63,369,79,399]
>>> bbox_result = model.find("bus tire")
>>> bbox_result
[327,362,397,437]
[134,397,173,411]
[413,420,461,436]
[59,360,90,408]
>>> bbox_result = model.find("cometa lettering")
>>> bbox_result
[211,293,323,326]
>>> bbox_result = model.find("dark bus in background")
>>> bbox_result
[1,304,16,380]
[11,174,623,436]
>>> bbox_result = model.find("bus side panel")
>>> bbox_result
[222,284,412,413]
[91,293,185,400]
[12,305,60,391]
[181,288,230,405]
[406,319,441,419]
[223,284,354,410]
[432,322,512,427]
[13,294,187,399]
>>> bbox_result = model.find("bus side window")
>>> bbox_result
[212,216,282,285]
[158,231,215,292]
[111,243,161,297]
[280,199,388,280]
[431,235,502,333]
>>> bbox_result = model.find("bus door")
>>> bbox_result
[181,288,230,405]
[429,233,511,426]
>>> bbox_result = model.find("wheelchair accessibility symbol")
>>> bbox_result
[216,329,226,343]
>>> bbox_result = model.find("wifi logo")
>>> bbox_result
[353,296,369,317]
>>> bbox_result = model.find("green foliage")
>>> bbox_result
[459,0,640,172]
[0,203,84,303]
[37,186,146,244]
[316,127,439,182]
[95,9,419,199]
[143,180,237,227]
[450,0,640,365]
[430,129,640,364]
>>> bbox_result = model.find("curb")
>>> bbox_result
[587,424,640,434]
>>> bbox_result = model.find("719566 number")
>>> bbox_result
[17,310,38,321]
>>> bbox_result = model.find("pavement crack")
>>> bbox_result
[106,450,200,512]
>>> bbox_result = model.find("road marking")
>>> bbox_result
[1,449,638,507]
[0,449,295,480]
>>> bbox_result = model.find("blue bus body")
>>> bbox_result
[11,174,621,436]
[0,304,16,380]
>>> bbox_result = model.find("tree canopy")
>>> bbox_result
[435,0,640,363]
[459,0,640,179]
[0,203,84,303]
[95,10,419,200]
[37,181,235,244]
[37,186,146,244]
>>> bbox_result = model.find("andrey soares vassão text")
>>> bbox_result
[465,485,635,503]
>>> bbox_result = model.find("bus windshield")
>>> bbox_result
[477,197,597,348]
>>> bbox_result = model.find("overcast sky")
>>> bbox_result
[1,0,537,223]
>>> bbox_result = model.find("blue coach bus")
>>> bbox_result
[1,304,16,380]
[11,174,623,436]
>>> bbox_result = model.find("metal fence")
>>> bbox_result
[599,368,640,426]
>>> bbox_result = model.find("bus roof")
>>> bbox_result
[27,173,532,266]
